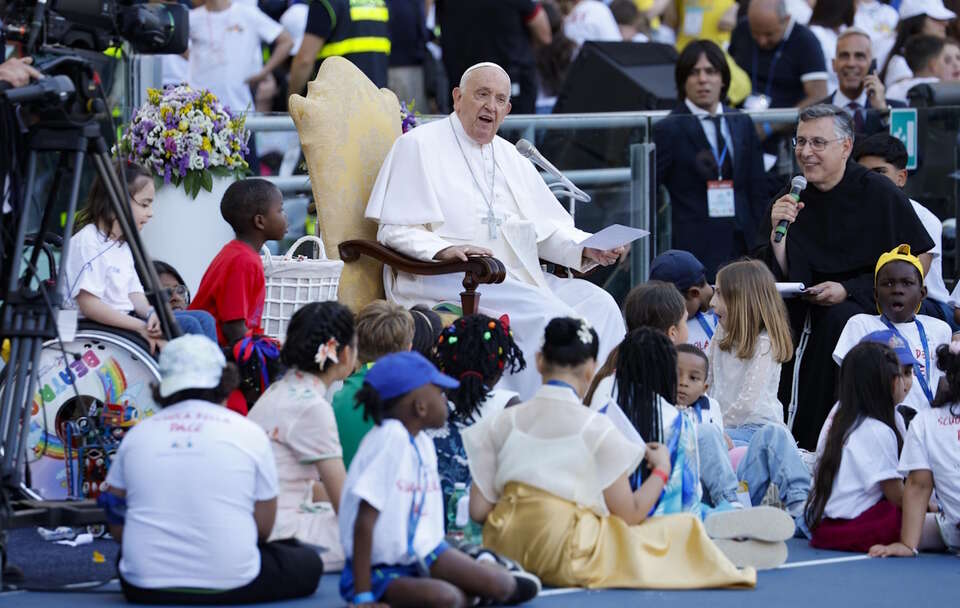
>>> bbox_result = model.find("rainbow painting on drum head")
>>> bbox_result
[21,334,161,500]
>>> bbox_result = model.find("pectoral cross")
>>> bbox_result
[482,208,503,240]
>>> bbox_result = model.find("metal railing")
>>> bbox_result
[246,108,805,285]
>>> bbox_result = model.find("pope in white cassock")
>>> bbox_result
[365,62,627,399]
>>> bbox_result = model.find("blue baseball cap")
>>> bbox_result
[649,249,707,291]
[860,330,921,367]
[364,351,459,400]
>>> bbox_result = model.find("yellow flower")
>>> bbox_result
[202,137,212,152]
[178,120,188,132]
[147,89,161,104]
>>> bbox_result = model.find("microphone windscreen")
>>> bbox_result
[791,175,808,191]
[515,139,534,158]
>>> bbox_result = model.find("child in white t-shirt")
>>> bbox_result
[834,245,953,414]
[339,352,540,606]
[649,249,718,353]
[64,161,219,352]
[188,0,293,114]
[871,340,960,557]
[807,339,918,552]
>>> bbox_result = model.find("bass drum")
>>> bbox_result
[18,330,161,499]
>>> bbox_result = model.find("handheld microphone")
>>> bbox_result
[515,138,591,202]
[773,175,807,243]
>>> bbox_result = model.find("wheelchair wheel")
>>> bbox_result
[2,330,162,499]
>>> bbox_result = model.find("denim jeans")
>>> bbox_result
[174,310,218,343]
[697,422,813,537]
[725,423,765,447]
[697,424,740,506]
[736,424,813,537]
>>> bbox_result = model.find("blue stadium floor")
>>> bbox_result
[0,528,957,607]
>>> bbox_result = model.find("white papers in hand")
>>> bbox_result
[776,282,806,297]
[579,224,650,251]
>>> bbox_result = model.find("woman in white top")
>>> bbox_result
[880,10,951,88]
[248,301,358,572]
[463,317,756,589]
[558,0,622,50]
[707,260,794,445]
[808,0,855,92]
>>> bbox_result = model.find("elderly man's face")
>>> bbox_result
[748,7,788,50]
[452,67,512,145]
[794,116,852,189]
[834,34,872,96]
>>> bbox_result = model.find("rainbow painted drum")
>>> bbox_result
[22,330,160,499]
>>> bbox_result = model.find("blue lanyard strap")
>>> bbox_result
[695,312,715,340]
[704,117,728,180]
[880,316,933,404]
[752,38,787,100]
[406,436,427,560]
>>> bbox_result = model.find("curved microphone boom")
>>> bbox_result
[515,139,591,203]
[773,175,807,243]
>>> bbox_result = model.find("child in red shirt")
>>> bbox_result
[190,178,287,346]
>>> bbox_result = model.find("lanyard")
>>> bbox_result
[695,312,715,340]
[406,435,427,561]
[704,117,728,180]
[692,395,710,424]
[751,37,787,101]
[546,379,579,399]
[880,316,933,404]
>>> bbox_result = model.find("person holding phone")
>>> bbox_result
[817,28,905,139]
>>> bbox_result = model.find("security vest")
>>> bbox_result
[317,0,391,87]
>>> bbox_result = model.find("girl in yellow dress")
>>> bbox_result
[462,317,756,589]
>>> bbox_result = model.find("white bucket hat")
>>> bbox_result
[158,335,226,397]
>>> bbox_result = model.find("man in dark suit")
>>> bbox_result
[654,40,769,281]
[819,27,905,139]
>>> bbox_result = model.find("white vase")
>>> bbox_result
[140,175,236,295]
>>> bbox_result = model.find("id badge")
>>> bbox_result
[683,7,705,36]
[707,180,735,218]
[743,94,771,111]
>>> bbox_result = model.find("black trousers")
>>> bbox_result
[120,539,323,605]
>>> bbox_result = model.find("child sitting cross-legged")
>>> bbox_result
[870,340,960,558]
[431,314,526,522]
[806,336,938,553]
[339,352,541,607]
[833,245,953,427]
[332,300,415,469]
[248,301,358,572]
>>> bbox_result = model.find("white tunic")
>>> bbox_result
[366,114,626,399]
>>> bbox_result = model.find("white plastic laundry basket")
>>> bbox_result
[261,235,344,342]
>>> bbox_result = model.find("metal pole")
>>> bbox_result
[629,143,656,286]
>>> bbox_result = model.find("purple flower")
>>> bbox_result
[163,165,172,184]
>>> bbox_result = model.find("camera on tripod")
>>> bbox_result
[3,0,188,57]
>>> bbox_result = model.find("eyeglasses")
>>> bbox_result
[792,137,844,151]
[164,285,190,303]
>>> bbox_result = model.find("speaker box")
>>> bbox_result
[546,41,678,170]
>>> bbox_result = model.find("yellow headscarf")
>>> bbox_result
[874,244,925,313]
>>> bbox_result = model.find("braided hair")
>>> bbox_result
[436,314,525,423]
[281,301,356,373]
[354,384,401,426]
[615,328,677,447]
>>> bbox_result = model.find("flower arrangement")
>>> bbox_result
[117,85,250,199]
[400,100,420,133]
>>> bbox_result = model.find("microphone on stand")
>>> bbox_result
[773,175,807,243]
[515,138,591,203]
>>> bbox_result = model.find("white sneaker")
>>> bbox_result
[704,505,796,542]
[713,538,788,570]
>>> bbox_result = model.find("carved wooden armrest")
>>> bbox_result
[338,239,506,315]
